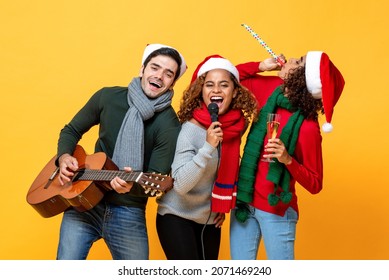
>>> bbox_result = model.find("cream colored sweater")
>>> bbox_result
[157,121,219,224]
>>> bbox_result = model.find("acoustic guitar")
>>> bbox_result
[27,145,173,218]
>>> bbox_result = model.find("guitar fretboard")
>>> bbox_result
[75,169,142,182]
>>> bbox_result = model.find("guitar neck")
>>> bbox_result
[74,169,143,183]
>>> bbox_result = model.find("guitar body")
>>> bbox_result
[27,145,117,218]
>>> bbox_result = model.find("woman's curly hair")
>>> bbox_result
[177,72,258,124]
[282,66,324,121]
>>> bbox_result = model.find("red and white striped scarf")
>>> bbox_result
[193,103,246,213]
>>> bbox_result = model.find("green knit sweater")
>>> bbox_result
[57,86,181,208]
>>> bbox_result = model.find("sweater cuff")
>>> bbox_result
[201,141,216,155]
[285,157,299,175]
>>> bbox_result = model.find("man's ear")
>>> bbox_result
[139,65,144,77]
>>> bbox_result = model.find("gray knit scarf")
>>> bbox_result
[112,77,173,170]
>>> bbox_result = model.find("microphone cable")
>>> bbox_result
[200,142,221,260]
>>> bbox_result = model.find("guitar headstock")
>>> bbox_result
[138,173,174,198]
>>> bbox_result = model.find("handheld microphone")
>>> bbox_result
[207,102,219,123]
[207,102,221,153]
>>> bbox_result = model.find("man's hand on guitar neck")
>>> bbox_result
[59,152,134,194]
[110,166,134,194]
[58,153,79,186]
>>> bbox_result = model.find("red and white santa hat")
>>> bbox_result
[305,51,345,132]
[191,54,239,83]
[141,43,187,79]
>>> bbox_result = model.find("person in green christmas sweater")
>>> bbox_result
[55,43,187,260]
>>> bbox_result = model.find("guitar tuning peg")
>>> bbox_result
[143,187,150,194]
[150,189,156,196]
[155,191,163,198]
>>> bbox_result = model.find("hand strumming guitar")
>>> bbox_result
[58,153,79,185]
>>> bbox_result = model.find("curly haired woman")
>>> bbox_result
[157,55,258,260]
[230,51,345,259]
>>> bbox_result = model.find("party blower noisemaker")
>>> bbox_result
[241,23,284,66]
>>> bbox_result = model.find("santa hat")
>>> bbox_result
[305,51,345,133]
[191,54,239,83]
[141,43,187,79]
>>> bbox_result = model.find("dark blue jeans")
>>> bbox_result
[57,201,148,259]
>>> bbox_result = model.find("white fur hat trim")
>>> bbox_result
[305,51,323,99]
[197,57,239,82]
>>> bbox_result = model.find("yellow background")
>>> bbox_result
[1,0,388,260]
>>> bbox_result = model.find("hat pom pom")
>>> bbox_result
[322,122,333,133]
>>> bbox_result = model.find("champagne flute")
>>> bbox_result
[262,113,281,162]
